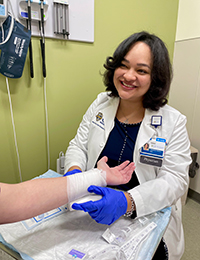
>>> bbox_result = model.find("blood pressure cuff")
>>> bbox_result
[0,15,31,78]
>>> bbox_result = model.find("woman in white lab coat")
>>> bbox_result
[64,32,191,260]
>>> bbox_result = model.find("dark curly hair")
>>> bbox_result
[103,31,172,111]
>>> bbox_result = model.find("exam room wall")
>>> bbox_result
[169,0,200,195]
[0,0,179,183]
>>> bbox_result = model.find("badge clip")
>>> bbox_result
[151,116,162,128]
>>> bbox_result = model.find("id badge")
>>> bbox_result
[140,138,166,167]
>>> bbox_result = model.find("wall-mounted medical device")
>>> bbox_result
[18,0,49,21]
[53,0,69,39]
[0,0,7,18]
[11,0,94,43]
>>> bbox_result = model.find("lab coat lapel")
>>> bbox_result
[103,97,119,139]
[134,109,157,162]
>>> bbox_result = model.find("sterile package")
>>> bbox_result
[0,208,171,260]
[22,205,68,230]
[0,170,171,260]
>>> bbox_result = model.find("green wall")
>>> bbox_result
[0,0,179,183]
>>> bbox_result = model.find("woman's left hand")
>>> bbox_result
[72,185,127,225]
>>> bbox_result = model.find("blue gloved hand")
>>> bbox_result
[63,169,82,177]
[72,185,127,225]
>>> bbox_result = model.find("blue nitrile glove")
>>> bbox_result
[63,169,82,177]
[72,185,128,225]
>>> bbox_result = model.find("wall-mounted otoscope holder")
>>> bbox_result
[53,0,69,39]
[18,0,49,21]
[12,0,94,43]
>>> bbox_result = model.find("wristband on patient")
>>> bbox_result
[66,169,106,203]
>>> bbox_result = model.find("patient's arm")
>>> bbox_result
[0,177,68,224]
[0,157,135,224]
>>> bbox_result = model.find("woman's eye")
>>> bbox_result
[138,69,148,74]
[120,63,127,68]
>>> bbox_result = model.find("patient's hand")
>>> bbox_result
[97,156,135,186]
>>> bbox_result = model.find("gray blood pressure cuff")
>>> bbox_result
[0,15,31,78]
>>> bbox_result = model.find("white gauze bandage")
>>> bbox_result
[66,169,107,203]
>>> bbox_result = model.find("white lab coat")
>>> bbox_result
[65,92,192,260]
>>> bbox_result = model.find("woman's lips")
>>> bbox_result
[121,81,137,89]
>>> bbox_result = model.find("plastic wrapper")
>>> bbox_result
[0,170,171,260]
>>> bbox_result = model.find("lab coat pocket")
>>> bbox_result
[171,199,183,241]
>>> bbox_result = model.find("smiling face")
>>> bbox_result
[113,41,152,104]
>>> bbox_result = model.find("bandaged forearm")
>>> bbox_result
[66,169,106,203]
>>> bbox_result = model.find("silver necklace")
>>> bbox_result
[118,122,128,165]
[121,112,131,124]
[117,119,140,165]
[120,109,135,124]
[120,109,144,124]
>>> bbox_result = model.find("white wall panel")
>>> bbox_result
[169,39,200,135]
[169,40,200,193]
[189,75,200,193]
[176,0,200,41]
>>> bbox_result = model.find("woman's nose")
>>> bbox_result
[123,69,137,81]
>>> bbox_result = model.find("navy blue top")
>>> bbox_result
[97,117,141,191]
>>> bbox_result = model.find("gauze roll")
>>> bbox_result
[66,169,106,203]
